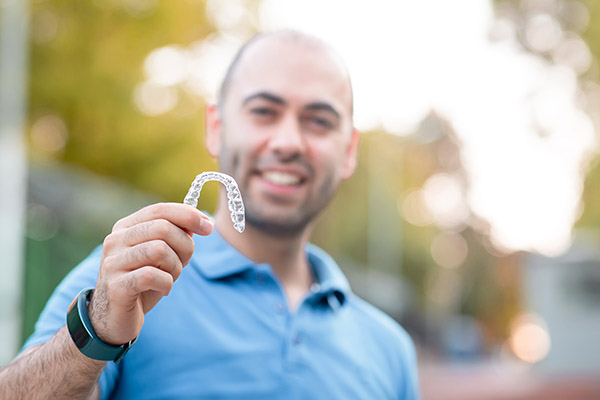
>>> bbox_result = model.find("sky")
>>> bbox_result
[138,0,598,256]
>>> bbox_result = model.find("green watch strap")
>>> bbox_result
[67,287,137,364]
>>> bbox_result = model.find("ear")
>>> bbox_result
[204,103,222,158]
[341,128,361,180]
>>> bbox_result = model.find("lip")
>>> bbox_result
[252,166,309,198]
[259,166,309,179]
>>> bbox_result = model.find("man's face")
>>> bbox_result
[211,38,358,236]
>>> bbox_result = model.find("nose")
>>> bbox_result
[267,113,306,160]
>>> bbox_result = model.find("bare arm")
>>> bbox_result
[0,203,213,399]
[0,326,104,400]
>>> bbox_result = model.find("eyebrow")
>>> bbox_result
[242,91,286,106]
[242,91,341,121]
[305,102,340,121]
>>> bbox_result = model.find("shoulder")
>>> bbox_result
[343,294,420,398]
[346,293,416,356]
[307,243,416,355]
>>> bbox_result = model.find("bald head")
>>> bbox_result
[218,30,353,116]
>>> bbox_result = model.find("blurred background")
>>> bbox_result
[2,0,600,398]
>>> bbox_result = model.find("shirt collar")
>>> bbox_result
[190,228,256,279]
[190,228,351,308]
[305,243,350,306]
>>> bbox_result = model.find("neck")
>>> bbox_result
[213,202,314,309]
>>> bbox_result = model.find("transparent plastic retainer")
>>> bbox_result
[183,172,245,233]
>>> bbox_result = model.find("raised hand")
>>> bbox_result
[89,203,213,345]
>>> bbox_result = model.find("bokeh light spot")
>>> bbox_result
[30,114,68,163]
[133,82,178,116]
[525,14,563,53]
[399,189,433,227]
[430,231,468,269]
[422,173,469,230]
[26,203,60,241]
[144,46,189,87]
[508,313,551,364]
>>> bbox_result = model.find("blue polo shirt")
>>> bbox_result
[23,228,420,399]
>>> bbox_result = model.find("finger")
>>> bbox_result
[116,219,195,265]
[135,240,183,280]
[124,266,174,297]
[106,240,183,281]
[112,203,213,236]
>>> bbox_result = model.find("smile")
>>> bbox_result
[260,171,305,187]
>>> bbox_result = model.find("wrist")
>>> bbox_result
[67,287,137,363]
[86,292,117,346]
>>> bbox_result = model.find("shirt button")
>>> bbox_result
[293,334,302,345]
[310,283,321,293]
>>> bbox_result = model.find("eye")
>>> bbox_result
[310,117,333,129]
[302,114,336,133]
[250,107,277,117]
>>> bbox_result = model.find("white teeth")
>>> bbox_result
[262,171,301,186]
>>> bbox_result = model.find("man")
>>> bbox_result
[0,31,420,399]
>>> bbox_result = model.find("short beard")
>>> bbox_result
[244,208,315,237]
[243,173,336,238]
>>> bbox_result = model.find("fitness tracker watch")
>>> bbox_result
[66,287,136,364]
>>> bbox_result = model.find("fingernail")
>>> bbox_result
[200,217,214,234]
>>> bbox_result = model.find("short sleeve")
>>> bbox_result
[20,245,121,399]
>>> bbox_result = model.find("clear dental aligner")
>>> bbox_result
[183,172,245,233]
